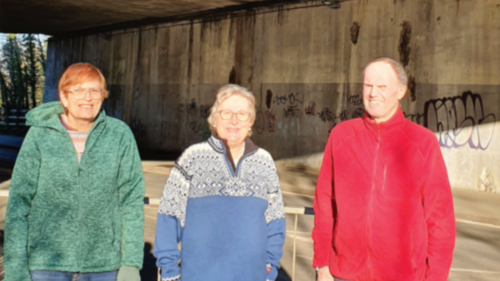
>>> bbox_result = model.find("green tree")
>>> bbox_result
[0,34,46,113]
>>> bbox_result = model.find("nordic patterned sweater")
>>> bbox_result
[153,135,286,281]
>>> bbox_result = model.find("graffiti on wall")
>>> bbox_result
[317,108,335,123]
[272,93,304,106]
[188,98,197,111]
[255,109,276,134]
[347,94,363,106]
[259,88,495,150]
[317,108,349,132]
[178,98,212,139]
[199,105,210,119]
[305,102,316,116]
[259,89,367,134]
[403,91,495,150]
[284,105,300,118]
[351,108,365,119]
[422,91,495,150]
[403,112,425,125]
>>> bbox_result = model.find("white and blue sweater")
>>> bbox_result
[153,136,286,281]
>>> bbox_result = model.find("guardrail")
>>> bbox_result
[0,108,29,126]
[0,192,314,281]
[283,206,315,281]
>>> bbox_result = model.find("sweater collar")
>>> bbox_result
[208,135,259,170]
[209,134,259,156]
[362,108,406,134]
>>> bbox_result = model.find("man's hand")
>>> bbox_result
[317,267,335,281]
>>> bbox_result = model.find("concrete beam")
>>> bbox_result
[0,0,301,34]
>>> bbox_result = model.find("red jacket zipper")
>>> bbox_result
[365,125,381,280]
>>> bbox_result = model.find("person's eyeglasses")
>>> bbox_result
[218,110,251,122]
[67,88,102,100]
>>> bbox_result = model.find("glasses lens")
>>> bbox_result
[90,89,102,98]
[70,88,102,99]
[220,110,233,120]
[72,88,85,99]
[237,111,250,122]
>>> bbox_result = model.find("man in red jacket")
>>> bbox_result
[312,58,456,281]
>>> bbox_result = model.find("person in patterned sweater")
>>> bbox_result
[153,84,286,281]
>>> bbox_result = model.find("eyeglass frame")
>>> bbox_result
[65,87,104,100]
[217,109,252,122]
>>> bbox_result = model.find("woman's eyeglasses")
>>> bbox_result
[218,110,251,122]
[67,88,102,100]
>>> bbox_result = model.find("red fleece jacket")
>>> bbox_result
[312,109,456,281]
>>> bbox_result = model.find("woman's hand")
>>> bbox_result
[317,267,335,281]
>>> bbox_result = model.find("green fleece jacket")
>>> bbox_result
[4,102,145,281]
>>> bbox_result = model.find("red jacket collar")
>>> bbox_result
[363,108,406,135]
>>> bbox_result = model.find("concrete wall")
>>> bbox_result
[44,0,500,192]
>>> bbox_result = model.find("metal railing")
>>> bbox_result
[0,108,29,126]
[283,206,315,281]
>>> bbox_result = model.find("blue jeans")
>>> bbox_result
[30,270,118,281]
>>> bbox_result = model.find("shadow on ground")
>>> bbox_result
[140,242,158,281]
[277,268,292,281]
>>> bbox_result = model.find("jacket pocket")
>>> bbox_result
[108,216,116,246]
[30,213,50,250]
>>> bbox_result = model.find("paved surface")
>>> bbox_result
[1,161,500,280]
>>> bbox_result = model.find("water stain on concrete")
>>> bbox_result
[350,22,360,45]
[229,66,237,84]
[187,22,194,83]
[266,89,273,109]
[408,75,416,102]
[422,0,433,28]
[398,21,412,67]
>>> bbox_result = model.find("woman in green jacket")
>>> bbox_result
[4,63,145,281]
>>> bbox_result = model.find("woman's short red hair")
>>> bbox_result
[58,63,109,99]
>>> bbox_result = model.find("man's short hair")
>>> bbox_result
[363,58,408,87]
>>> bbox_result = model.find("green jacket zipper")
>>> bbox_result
[61,120,100,272]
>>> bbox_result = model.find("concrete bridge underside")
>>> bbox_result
[0,0,282,34]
